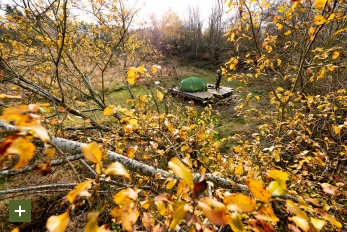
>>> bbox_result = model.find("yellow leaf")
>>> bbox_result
[278,5,285,12]
[84,212,101,232]
[139,95,148,102]
[198,197,230,226]
[156,90,164,102]
[276,58,282,66]
[323,214,342,229]
[11,228,20,232]
[126,146,137,158]
[276,23,283,30]
[121,202,139,231]
[244,178,271,203]
[181,144,189,152]
[284,30,292,35]
[309,26,316,35]
[110,206,122,223]
[152,65,161,74]
[229,213,246,232]
[332,51,340,60]
[141,200,150,210]
[128,118,138,127]
[166,178,177,189]
[337,88,346,94]
[332,28,347,37]
[289,216,310,232]
[234,165,244,175]
[255,206,279,222]
[313,0,327,9]
[164,120,175,133]
[332,125,342,135]
[75,101,86,107]
[66,180,92,204]
[286,200,309,220]
[0,94,22,99]
[168,157,194,189]
[267,169,289,190]
[268,181,286,196]
[6,137,36,170]
[311,217,326,230]
[127,67,137,85]
[113,188,138,205]
[104,105,117,116]
[82,142,102,163]
[313,15,327,25]
[137,64,147,74]
[155,201,166,216]
[46,210,69,232]
[169,201,188,229]
[272,148,281,162]
[104,162,131,180]
[224,194,256,213]
[44,146,55,158]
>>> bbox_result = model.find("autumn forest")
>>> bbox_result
[0,0,346,231]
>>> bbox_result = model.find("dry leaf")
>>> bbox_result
[104,162,131,180]
[82,142,102,163]
[224,194,256,213]
[46,210,70,232]
[244,177,271,203]
[168,157,194,189]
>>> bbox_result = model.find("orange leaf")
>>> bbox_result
[0,132,19,156]
[126,146,137,159]
[255,206,279,222]
[66,180,92,204]
[6,137,36,170]
[248,219,274,232]
[244,178,271,203]
[198,197,230,226]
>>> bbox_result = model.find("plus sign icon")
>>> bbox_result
[9,200,31,222]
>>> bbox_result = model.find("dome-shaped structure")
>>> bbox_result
[179,77,207,92]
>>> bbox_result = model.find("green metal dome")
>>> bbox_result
[179,77,207,92]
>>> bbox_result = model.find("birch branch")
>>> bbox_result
[0,183,77,195]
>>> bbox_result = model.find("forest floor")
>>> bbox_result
[0,64,271,231]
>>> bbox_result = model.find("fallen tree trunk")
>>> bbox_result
[0,120,245,191]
